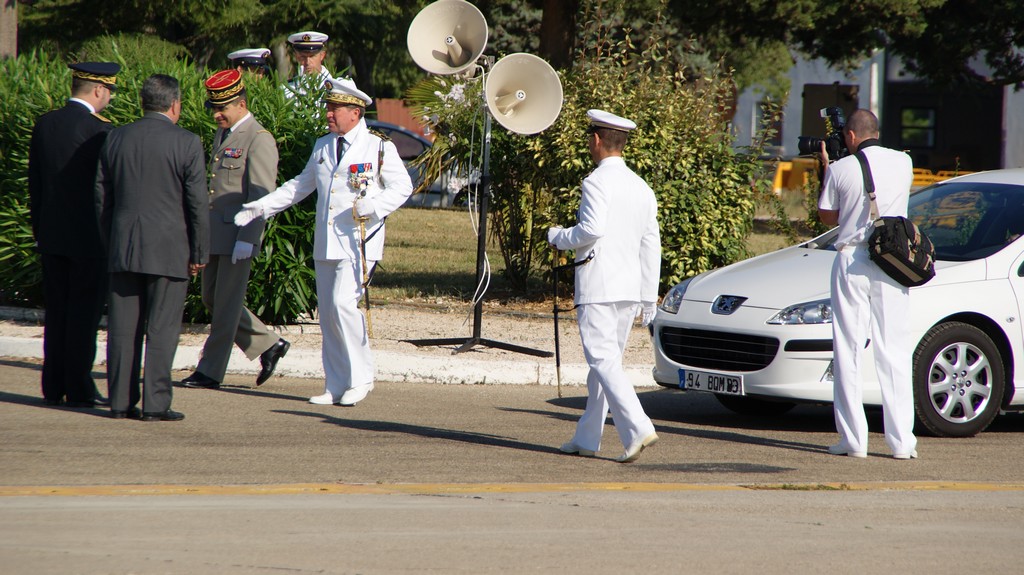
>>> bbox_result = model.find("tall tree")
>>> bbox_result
[1,0,17,59]
[17,0,426,98]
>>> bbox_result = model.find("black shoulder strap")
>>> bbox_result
[855,150,880,220]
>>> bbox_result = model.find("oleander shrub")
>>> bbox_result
[0,40,325,324]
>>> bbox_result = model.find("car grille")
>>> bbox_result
[659,327,780,372]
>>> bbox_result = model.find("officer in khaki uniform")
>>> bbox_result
[180,70,289,390]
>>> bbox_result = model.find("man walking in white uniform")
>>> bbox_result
[818,108,918,460]
[235,77,413,406]
[547,109,662,463]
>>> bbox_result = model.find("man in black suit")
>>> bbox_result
[95,74,209,421]
[28,62,120,408]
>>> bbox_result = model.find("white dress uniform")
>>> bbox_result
[819,141,917,457]
[284,66,333,100]
[245,79,412,403]
[548,110,661,459]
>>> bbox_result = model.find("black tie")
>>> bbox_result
[218,129,229,147]
[336,137,346,163]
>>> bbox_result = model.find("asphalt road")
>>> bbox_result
[2,358,1024,574]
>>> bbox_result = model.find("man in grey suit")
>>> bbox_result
[180,69,289,390]
[95,74,209,421]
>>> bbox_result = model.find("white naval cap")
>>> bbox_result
[288,31,328,52]
[322,76,372,107]
[587,109,637,132]
[228,48,271,61]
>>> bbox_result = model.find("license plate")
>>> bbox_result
[678,369,743,396]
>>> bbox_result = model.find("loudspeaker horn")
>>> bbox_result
[407,0,488,75]
[485,53,563,135]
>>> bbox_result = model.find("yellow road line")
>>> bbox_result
[1,481,1023,497]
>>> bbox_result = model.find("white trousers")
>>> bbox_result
[571,302,656,452]
[315,259,374,398]
[831,245,916,455]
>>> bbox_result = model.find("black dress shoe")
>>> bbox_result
[141,409,185,422]
[93,394,111,407]
[65,399,101,408]
[180,371,221,389]
[43,397,63,406]
[256,338,290,385]
[110,407,142,419]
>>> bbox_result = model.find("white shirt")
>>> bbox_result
[284,67,333,100]
[69,97,95,114]
[819,145,913,249]
[227,112,252,132]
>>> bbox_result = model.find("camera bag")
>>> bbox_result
[855,150,936,287]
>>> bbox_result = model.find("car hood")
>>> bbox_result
[684,245,835,309]
[684,243,992,311]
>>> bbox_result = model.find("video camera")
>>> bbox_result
[797,107,848,162]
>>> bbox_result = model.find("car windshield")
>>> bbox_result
[805,180,1024,262]
[911,181,1024,261]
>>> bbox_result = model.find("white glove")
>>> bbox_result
[547,227,562,246]
[230,240,254,264]
[234,202,265,227]
[640,302,657,327]
[354,197,376,218]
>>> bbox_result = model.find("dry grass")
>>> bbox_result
[376,197,812,306]
[372,207,512,304]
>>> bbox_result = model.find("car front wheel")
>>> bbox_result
[913,322,1005,437]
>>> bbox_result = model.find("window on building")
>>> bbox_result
[901,108,935,148]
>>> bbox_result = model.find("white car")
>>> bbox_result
[652,168,1024,437]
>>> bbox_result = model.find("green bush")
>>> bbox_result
[0,42,326,324]
[74,33,190,70]
[0,51,73,307]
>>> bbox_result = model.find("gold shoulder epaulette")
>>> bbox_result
[92,112,112,123]
[368,127,390,142]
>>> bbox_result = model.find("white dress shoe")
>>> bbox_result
[339,383,374,406]
[308,392,339,405]
[827,443,867,458]
[559,441,596,457]
[616,432,659,463]
[893,449,918,460]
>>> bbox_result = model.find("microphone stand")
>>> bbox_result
[405,110,552,358]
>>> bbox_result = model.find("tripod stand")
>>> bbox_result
[404,112,552,358]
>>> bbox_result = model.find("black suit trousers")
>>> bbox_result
[40,254,106,403]
[106,272,188,413]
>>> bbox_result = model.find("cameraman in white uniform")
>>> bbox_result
[817,108,918,460]
[547,110,661,463]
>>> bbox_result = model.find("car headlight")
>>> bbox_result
[660,276,696,315]
[766,299,833,325]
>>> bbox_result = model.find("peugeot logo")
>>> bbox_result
[712,295,747,315]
